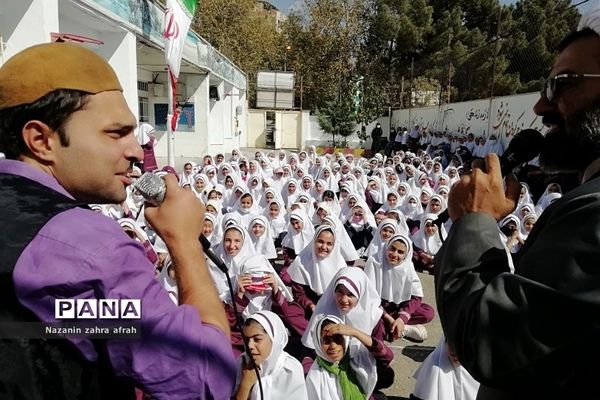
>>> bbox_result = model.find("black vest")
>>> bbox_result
[0,173,135,399]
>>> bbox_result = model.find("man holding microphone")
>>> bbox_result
[435,6,600,400]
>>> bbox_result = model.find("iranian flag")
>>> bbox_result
[164,0,196,80]
[163,0,196,164]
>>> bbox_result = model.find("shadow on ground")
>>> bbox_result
[402,345,436,362]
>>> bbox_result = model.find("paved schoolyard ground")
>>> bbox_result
[382,270,441,400]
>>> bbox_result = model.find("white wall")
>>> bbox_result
[392,92,547,149]
[297,92,546,150]
[0,0,58,62]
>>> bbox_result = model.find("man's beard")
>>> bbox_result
[539,102,600,174]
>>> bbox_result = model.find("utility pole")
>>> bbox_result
[409,56,414,125]
[440,30,452,106]
[488,8,502,136]
[447,64,452,104]
[400,76,405,108]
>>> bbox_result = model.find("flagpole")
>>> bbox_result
[167,67,176,167]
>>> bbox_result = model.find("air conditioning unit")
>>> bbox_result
[152,84,164,97]
[209,85,220,101]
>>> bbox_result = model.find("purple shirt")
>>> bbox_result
[1,159,236,399]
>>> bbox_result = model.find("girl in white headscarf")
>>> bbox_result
[202,164,218,186]
[402,195,425,233]
[249,215,278,260]
[288,225,346,317]
[281,179,300,209]
[411,336,480,400]
[235,311,308,400]
[499,214,524,254]
[322,216,360,265]
[520,213,537,242]
[411,213,446,273]
[281,209,315,282]
[352,166,368,193]
[157,255,178,305]
[340,194,360,223]
[343,203,376,255]
[233,192,260,227]
[214,224,256,278]
[302,267,384,348]
[233,254,293,319]
[305,314,393,400]
[264,199,287,241]
[258,188,281,213]
[363,234,433,343]
[364,218,398,260]
[118,218,158,266]
[365,176,387,212]
[227,184,246,213]
[319,166,339,193]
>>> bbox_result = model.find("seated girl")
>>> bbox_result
[411,335,480,400]
[226,254,301,356]
[280,209,315,281]
[411,214,446,273]
[235,311,308,400]
[288,225,345,319]
[234,192,260,227]
[364,218,398,260]
[264,199,286,248]
[305,314,393,400]
[248,215,278,262]
[343,204,376,256]
[364,234,434,343]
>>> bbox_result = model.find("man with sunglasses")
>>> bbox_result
[435,7,600,400]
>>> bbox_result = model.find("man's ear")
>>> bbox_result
[21,120,61,162]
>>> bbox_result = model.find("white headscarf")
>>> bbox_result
[302,267,383,348]
[135,122,154,146]
[233,192,260,227]
[248,215,278,260]
[411,214,445,255]
[364,234,423,304]
[322,216,360,263]
[263,199,286,237]
[305,314,377,400]
[237,311,308,400]
[288,225,345,295]
[215,224,256,276]
[237,255,293,317]
[412,335,480,400]
[157,255,178,305]
[364,218,398,259]
[281,209,314,253]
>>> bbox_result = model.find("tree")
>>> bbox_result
[316,96,357,147]
[192,0,281,105]
[282,0,370,111]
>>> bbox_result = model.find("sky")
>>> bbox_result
[267,0,593,16]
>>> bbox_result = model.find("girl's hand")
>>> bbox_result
[391,318,405,341]
[262,273,278,295]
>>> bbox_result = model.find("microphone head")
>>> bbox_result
[501,129,544,175]
[133,172,166,206]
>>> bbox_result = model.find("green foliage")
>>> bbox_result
[316,96,357,147]
[189,0,581,110]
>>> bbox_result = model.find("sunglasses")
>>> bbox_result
[542,73,600,101]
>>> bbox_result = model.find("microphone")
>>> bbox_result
[498,129,544,176]
[435,129,544,227]
[133,172,228,274]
